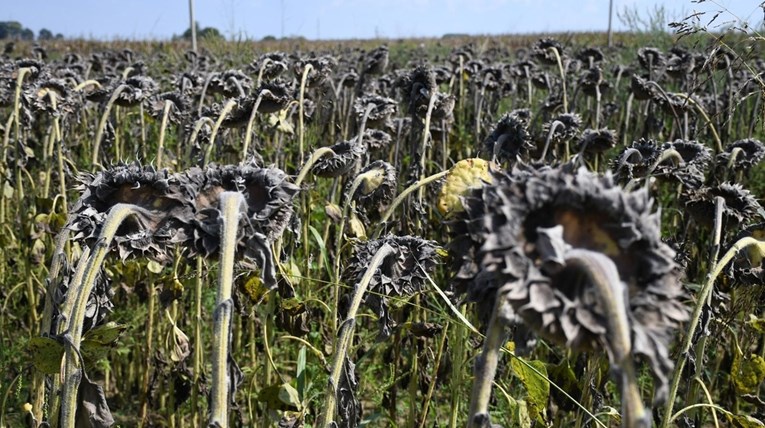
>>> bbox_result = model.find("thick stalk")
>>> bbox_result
[550,48,568,112]
[538,120,563,162]
[203,99,237,167]
[317,243,395,428]
[242,92,266,162]
[209,191,245,427]
[466,284,514,428]
[156,99,173,168]
[60,204,145,428]
[192,256,204,427]
[92,84,128,168]
[298,64,314,163]
[564,248,648,428]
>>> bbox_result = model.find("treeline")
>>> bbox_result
[0,21,63,41]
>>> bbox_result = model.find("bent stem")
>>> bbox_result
[92,83,128,168]
[669,92,723,152]
[466,284,514,428]
[203,99,237,167]
[564,248,649,428]
[298,64,314,162]
[374,170,449,239]
[293,146,336,188]
[317,242,395,428]
[60,203,145,428]
[538,120,563,162]
[242,91,267,162]
[550,47,568,112]
[209,191,245,427]
[662,237,765,428]
[156,99,173,168]
[416,91,439,216]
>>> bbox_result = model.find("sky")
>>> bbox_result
[2,0,761,41]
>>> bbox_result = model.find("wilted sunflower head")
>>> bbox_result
[207,69,252,98]
[611,138,661,182]
[630,74,658,101]
[724,222,765,288]
[532,38,564,66]
[347,160,397,210]
[114,75,158,107]
[666,49,695,80]
[576,128,618,156]
[68,162,194,262]
[354,94,397,126]
[483,111,532,163]
[437,158,494,218]
[26,78,75,116]
[253,82,293,114]
[717,139,765,172]
[145,91,189,124]
[398,66,436,116]
[458,164,687,402]
[578,66,611,97]
[293,56,334,88]
[684,183,762,230]
[637,47,666,71]
[252,52,289,81]
[311,139,366,178]
[362,45,389,75]
[362,128,393,152]
[543,113,582,143]
[576,47,605,65]
[343,235,442,337]
[652,139,711,189]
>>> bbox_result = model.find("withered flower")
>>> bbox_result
[578,66,611,97]
[347,160,397,210]
[684,183,762,230]
[251,52,289,81]
[576,128,618,156]
[717,139,765,172]
[362,45,389,75]
[637,47,665,71]
[362,129,393,152]
[666,48,695,80]
[26,78,75,116]
[483,111,532,162]
[652,139,711,189]
[398,66,436,116]
[145,91,190,124]
[311,139,366,178]
[543,112,582,142]
[611,138,661,182]
[293,56,334,88]
[576,47,604,65]
[457,164,687,402]
[344,235,441,337]
[354,94,397,127]
[630,74,658,101]
[724,222,765,287]
[532,38,564,66]
[68,162,195,262]
[113,76,158,107]
[253,82,293,114]
[207,69,252,98]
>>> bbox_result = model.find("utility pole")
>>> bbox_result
[607,0,613,47]
[281,0,285,39]
[189,0,197,52]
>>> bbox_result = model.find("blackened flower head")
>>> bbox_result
[362,129,393,152]
[543,113,582,142]
[637,47,665,71]
[311,139,366,178]
[114,76,158,107]
[611,138,661,182]
[252,52,289,81]
[532,38,564,66]
[145,91,189,124]
[576,128,618,156]
[347,160,397,210]
[362,45,389,75]
[253,82,293,114]
[293,56,334,88]
[208,70,252,98]
[344,235,441,337]
[652,139,711,189]
[483,111,532,163]
[717,139,765,172]
[456,164,687,402]
[684,183,762,230]
[354,94,397,127]
[68,162,195,262]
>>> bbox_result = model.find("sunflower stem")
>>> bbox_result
[92,83,128,169]
[156,99,173,169]
[317,242,395,428]
[466,284,514,428]
[242,91,267,162]
[563,248,649,428]
[550,47,568,112]
[298,63,314,163]
[662,237,765,428]
[60,203,146,428]
[374,170,449,239]
[203,99,237,167]
[293,146,336,188]
[538,120,563,162]
[209,191,245,427]
[669,92,723,153]
[416,90,439,228]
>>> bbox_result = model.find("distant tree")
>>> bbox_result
[0,21,38,40]
[261,35,276,41]
[178,21,224,41]
[55,33,64,39]
[20,28,34,40]
[38,28,53,40]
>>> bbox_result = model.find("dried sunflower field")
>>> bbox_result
[2,12,765,428]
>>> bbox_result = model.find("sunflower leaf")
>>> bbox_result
[511,357,549,424]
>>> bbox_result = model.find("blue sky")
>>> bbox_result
[2,0,761,40]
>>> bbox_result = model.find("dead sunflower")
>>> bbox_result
[611,139,661,183]
[532,38,564,66]
[347,160,397,210]
[293,56,334,88]
[717,138,765,172]
[344,235,441,337]
[576,128,618,156]
[311,139,367,178]
[145,91,190,124]
[354,94,397,128]
[652,139,711,189]
[684,183,762,230]
[483,111,532,163]
[458,164,687,403]
[251,52,289,81]
[207,70,252,98]
[68,162,195,263]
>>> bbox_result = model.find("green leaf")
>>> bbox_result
[146,260,163,274]
[28,336,65,374]
[83,322,128,345]
[729,414,765,427]
[257,383,301,411]
[511,357,549,424]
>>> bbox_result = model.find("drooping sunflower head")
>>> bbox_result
[457,164,687,402]
[344,235,442,337]
[311,139,367,178]
[69,162,194,262]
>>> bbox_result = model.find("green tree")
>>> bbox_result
[38,28,53,40]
